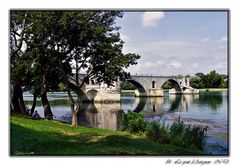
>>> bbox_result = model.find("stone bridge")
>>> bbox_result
[69,74,199,102]
[126,75,199,97]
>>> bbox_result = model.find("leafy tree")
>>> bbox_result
[55,11,140,125]
[206,70,225,88]
[190,71,227,88]
[10,11,30,114]
[10,11,72,119]
[10,11,140,125]
[224,76,229,88]
[220,74,228,88]
[120,82,136,90]
[189,76,203,89]
[161,81,172,89]
[195,72,204,78]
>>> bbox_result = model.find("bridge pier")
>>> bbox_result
[135,87,199,97]
[149,88,164,97]
[134,89,148,97]
[169,88,183,94]
[169,87,199,94]
[135,88,164,97]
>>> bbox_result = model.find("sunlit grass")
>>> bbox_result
[11,113,205,156]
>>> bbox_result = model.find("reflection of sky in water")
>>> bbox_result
[24,91,228,155]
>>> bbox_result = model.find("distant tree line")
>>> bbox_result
[190,70,228,89]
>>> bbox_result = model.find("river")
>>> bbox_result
[23,90,228,155]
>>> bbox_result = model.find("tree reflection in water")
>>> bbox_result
[24,91,225,130]
[195,92,223,111]
[78,102,123,131]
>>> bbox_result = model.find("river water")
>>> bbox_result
[24,91,228,155]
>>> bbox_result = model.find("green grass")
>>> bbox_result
[10,113,205,156]
[198,88,228,92]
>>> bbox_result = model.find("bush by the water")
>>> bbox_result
[120,112,207,150]
[120,111,146,134]
[169,118,207,150]
[145,121,170,144]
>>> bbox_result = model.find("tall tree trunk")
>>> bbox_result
[71,111,78,126]
[57,58,83,126]
[11,84,27,114]
[41,92,53,120]
[67,89,78,126]
[30,94,37,116]
[71,96,81,126]
[75,57,79,86]
[41,74,53,120]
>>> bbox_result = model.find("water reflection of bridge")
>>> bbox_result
[78,94,199,130]
[134,94,199,113]
[79,102,123,131]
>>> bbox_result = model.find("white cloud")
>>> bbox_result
[200,38,210,42]
[142,12,165,28]
[213,62,227,69]
[156,60,164,65]
[145,61,156,67]
[167,61,182,68]
[143,60,165,67]
[135,40,197,54]
[123,36,227,75]
[220,36,227,42]
[215,36,227,43]
[191,63,199,68]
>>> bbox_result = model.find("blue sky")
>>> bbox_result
[116,11,228,76]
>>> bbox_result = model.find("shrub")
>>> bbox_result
[145,117,207,150]
[120,112,207,150]
[169,117,186,146]
[120,111,146,134]
[145,121,170,144]
[181,125,207,150]
[169,118,208,150]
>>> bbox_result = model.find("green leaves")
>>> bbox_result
[120,111,146,134]
[10,10,140,95]
[190,70,227,88]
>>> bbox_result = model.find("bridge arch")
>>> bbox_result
[125,79,147,96]
[161,79,183,93]
[85,89,98,102]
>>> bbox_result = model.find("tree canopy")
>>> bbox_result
[10,10,140,122]
[190,70,228,89]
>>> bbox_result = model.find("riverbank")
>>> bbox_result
[10,113,205,155]
[198,88,228,92]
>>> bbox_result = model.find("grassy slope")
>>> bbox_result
[10,114,204,156]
